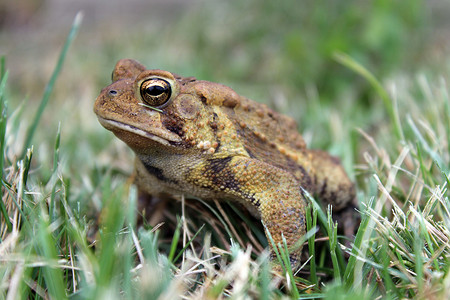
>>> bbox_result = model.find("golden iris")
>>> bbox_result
[140,78,171,107]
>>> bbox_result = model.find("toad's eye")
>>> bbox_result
[140,78,172,107]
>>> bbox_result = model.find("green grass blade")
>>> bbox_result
[306,205,318,285]
[173,223,205,263]
[380,242,397,298]
[21,147,33,188]
[36,210,68,300]
[258,255,271,300]
[123,185,138,298]
[21,12,82,159]
[441,79,450,157]
[299,294,326,299]
[334,52,403,140]
[347,196,377,291]
[0,71,8,180]
[437,164,450,193]
[343,204,370,287]
[96,179,125,292]
[408,116,447,174]
[0,72,11,233]
[0,56,5,80]
[327,207,341,281]
[265,225,284,273]
[49,124,61,221]
[281,236,300,298]
[168,218,182,263]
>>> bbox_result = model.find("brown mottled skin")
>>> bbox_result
[94,59,355,270]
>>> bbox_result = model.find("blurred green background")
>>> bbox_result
[0,0,448,176]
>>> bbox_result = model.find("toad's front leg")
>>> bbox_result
[187,155,308,270]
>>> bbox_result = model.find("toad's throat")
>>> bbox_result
[97,117,181,146]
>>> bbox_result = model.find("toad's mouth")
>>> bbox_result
[97,117,181,147]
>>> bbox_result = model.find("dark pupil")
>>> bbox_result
[146,85,165,96]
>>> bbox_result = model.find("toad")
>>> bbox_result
[94,59,355,270]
